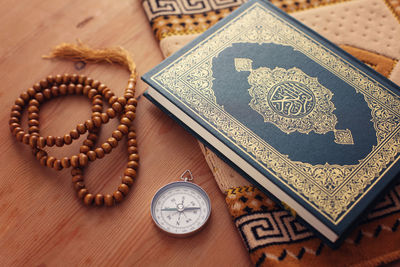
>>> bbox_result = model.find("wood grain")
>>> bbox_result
[0,0,250,265]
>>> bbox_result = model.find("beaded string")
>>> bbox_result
[9,42,139,207]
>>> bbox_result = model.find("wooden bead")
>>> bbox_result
[35,149,47,160]
[43,89,52,99]
[35,150,47,160]
[55,74,63,84]
[122,176,134,187]
[11,104,23,113]
[127,98,138,106]
[91,80,100,89]
[27,88,36,97]
[55,136,64,147]
[53,160,62,171]
[28,112,39,120]
[16,131,25,142]
[92,98,102,105]
[29,136,38,147]
[78,188,89,199]
[22,133,30,144]
[100,113,109,123]
[68,84,76,94]
[85,77,94,86]
[74,181,85,191]
[69,130,80,139]
[78,75,86,84]
[34,93,44,103]
[112,102,123,113]
[92,112,101,119]
[64,134,72,145]
[38,137,46,148]
[109,95,118,105]
[71,155,79,168]
[129,154,140,162]
[101,143,112,154]
[40,156,48,166]
[76,124,86,134]
[128,131,136,139]
[46,136,55,147]
[28,105,39,113]
[87,151,96,161]
[125,111,135,121]
[92,116,102,127]
[128,146,138,155]
[29,99,40,107]
[95,148,105,158]
[9,123,20,132]
[124,93,134,100]
[9,119,20,128]
[104,194,114,207]
[33,83,41,91]
[124,168,137,178]
[72,175,83,183]
[51,86,59,97]
[112,130,123,141]
[39,79,48,88]
[11,110,21,118]
[104,90,114,100]
[12,126,22,136]
[59,84,67,95]
[61,157,71,168]
[71,168,83,176]
[107,137,118,148]
[85,120,94,132]
[83,85,91,96]
[62,74,71,84]
[95,194,104,206]
[46,156,56,168]
[98,84,107,92]
[75,84,83,94]
[46,75,54,83]
[120,117,131,126]
[88,89,98,99]
[70,74,78,83]
[80,145,90,153]
[87,133,98,142]
[29,119,39,126]
[127,80,135,90]
[20,91,30,102]
[117,97,127,106]
[113,191,123,203]
[106,108,116,118]
[78,153,88,167]
[128,139,137,147]
[118,184,129,196]
[125,105,136,112]
[15,97,25,106]
[127,154,139,164]
[28,126,40,134]
[83,139,94,148]
[92,105,102,113]
[84,194,94,206]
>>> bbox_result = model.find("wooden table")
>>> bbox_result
[0,0,251,265]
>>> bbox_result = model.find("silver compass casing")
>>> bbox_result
[150,181,211,237]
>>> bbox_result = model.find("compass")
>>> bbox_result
[150,170,211,237]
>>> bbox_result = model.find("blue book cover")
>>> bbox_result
[142,0,400,246]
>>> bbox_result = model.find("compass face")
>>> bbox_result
[151,181,211,236]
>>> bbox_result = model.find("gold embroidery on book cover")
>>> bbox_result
[234,58,354,145]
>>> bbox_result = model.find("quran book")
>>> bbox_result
[142,0,400,246]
